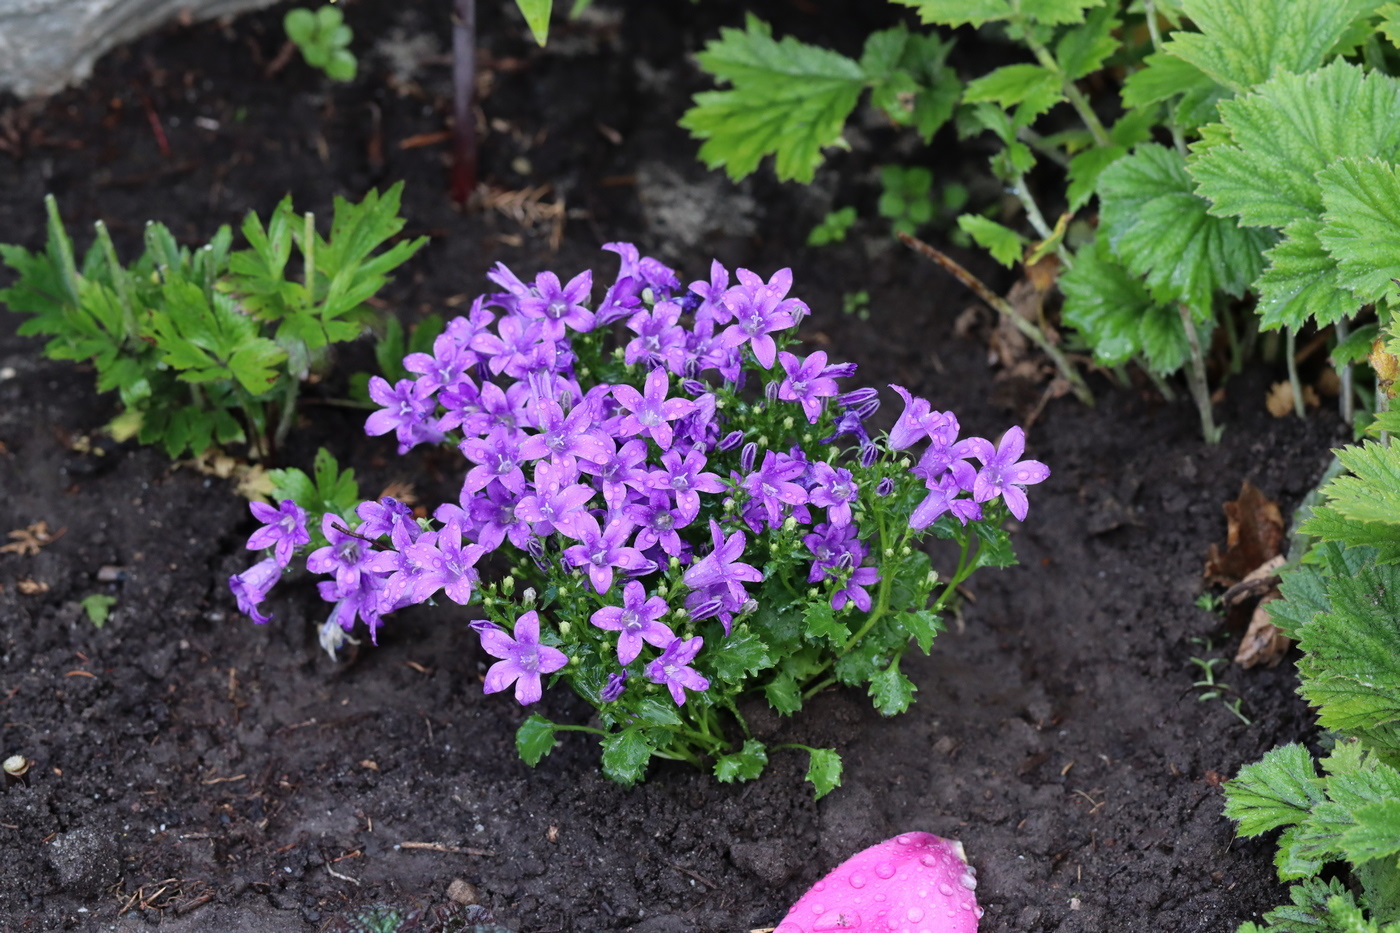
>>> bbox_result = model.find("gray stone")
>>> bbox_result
[0,0,278,99]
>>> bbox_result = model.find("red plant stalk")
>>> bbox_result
[451,0,478,206]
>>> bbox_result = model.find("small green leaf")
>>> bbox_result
[962,64,1060,112]
[1065,145,1125,211]
[709,630,775,682]
[1341,798,1400,864]
[804,601,849,645]
[80,594,117,628]
[868,663,916,715]
[1055,4,1118,80]
[714,739,769,782]
[515,0,552,45]
[805,748,843,800]
[899,609,944,654]
[957,215,1026,268]
[1255,218,1359,331]
[516,714,559,766]
[601,728,653,786]
[284,9,316,46]
[764,672,804,715]
[1318,157,1400,308]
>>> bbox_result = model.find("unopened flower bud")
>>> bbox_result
[522,587,537,607]
[601,671,628,703]
[719,430,745,452]
[740,598,758,617]
[860,443,879,468]
[808,587,819,598]
[901,545,912,556]
[740,442,758,474]
[877,477,895,497]
[501,576,516,596]
[782,415,794,430]
[681,379,707,396]
[765,381,780,402]
[884,547,895,558]
[668,556,680,571]
[559,621,571,637]
[782,516,796,532]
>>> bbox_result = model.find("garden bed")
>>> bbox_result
[0,2,1345,930]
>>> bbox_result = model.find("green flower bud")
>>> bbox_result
[501,575,515,596]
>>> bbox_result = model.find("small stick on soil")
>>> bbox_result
[398,841,495,856]
[897,232,1094,407]
[665,861,718,889]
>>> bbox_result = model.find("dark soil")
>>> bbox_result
[0,2,1347,931]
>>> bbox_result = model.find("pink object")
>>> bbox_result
[775,832,981,932]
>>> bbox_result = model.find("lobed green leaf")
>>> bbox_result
[516,714,559,766]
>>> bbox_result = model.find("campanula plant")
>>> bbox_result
[230,244,1049,796]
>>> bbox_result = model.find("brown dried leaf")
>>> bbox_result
[0,521,63,556]
[1221,554,1287,610]
[1265,381,1318,417]
[1203,480,1284,587]
[16,578,49,595]
[1234,594,1291,669]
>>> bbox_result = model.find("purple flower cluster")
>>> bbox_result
[229,499,308,624]
[229,243,1051,712]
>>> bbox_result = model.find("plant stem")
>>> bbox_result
[1023,32,1111,148]
[1286,328,1305,419]
[1336,318,1354,425]
[1179,304,1221,442]
[898,232,1094,406]
[1138,361,1178,402]
[1143,0,1188,157]
[451,0,478,206]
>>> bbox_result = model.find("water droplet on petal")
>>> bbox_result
[906,908,925,923]
[849,872,867,889]
[896,834,913,845]
[960,872,978,891]
[810,902,824,915]
[812,909,861,930]
[874,862,896,879]
[920,854,938,867]
[813,881,827,892]
[960,899,974,911]
[976,906,986,919]
[938,882,955,897]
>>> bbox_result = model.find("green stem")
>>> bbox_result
[1138,361,1178,402]
[1024,32,1111,148]
[303,211,316,303]
[552,724,606,736]
[94,220,138,340]
[1286,328,1305,420]
[1336,318,1354,425]
[1179,304,1221,442]
[1143,0,1187,157]
[802,676,838,701]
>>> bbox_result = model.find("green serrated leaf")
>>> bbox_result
[1099,143,1272,315]
[963,63,1061,113]
[1328,441,1400,526]
[803,601,849,645]
[714,739,768,782]
[868,663,917,715]
[1341,798,1400,864]
[1224,743,1325,836]
[1056,4,1119,80]
[805,748,843,800]
[1255,218,1360,332]
[601,728,653,786]
[1066,145,1125,211]
[1318,157,1400,308]
[893,0,1104,28]
[1060,233,1181,371]
[957,215,1027,268]
[1298,561,1400,737]
[681,16,867,183]
[1190,62,1400,229]
[516,714,559,766]
[765,672,804,715]
[898,609,943,654]
[709,630,775,682]
[80,593,117,628]
[1334,323,1380,369]
[1164,0,1382,93]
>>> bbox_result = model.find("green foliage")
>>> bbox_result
[804,747,843,800]
[80,593,117,628]
[681,17,960,183]
[877,165,934,235]
[1,186,426,460]
[516,714,560,766]
[1227,430,1400,930]
[284,6,356,82]
[266,447,364,549]
[808,207,857,247]
[511,0,593,46]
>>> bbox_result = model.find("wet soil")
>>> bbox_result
[0,2,1347,931]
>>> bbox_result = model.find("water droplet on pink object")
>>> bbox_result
[776,833,980,933]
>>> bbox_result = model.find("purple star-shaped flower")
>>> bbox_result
[682,519,763,607]
[807,462,859,527]
[578,437,652,511]
[776,350,841,423]
[648,448,725,523]
[645,636,710,706]
[517,269,595,339]
[460,425,529,495]
[471,611,568,706]
[366,377,441,452]
[740,450,809,529]
[964,426,1050,521]
[562,514,652,594]
[624,300,689,373]
[612,367,697,449]
[399,518,487,605]
[716,267,805,368]
[246,498,310,566]
[590,581,676,665]
[305,513,374,592]
[515,460,595,538]
[625,490,692,558]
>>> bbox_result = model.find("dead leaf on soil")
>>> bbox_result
[1235,594,1291,669]
[1265,381,1319,417]
[1221,554,1286,611]
[16,578,49,595]
[0,521,64,556]
[477,183,565,252]
[186,451,274,502]
[1204,480,1284,588]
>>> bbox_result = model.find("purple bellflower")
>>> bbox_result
[612,367,697,449]
[562,514,652,594]
[517,269,595,340]
[472,611,568,705]
[246,498,310,567]
[776,350,841,423]
[229,557,281,624]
